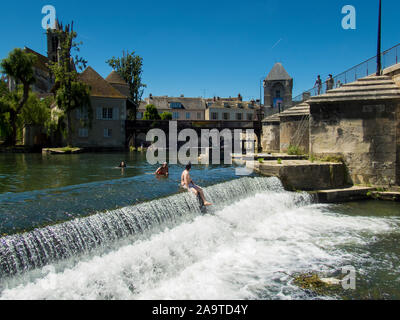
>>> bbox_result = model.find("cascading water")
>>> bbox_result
[0,177,285,279]
[1,176,399,300]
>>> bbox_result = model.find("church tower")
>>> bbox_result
[46,20,62,63]
[263,63,293,117]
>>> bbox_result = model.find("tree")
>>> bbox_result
[48,22,92,147]
[107,51,146,120]
[0,48,37,145]
[160,112,173,120]
[143,104,161,120]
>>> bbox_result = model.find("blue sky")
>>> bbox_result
[1,0,399,101]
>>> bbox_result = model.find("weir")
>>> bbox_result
[0,177,286,278]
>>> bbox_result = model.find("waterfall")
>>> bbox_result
[0,177,289,278]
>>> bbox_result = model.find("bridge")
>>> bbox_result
[125,120,262,150]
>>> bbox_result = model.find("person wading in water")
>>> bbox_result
[181,163,212,206]
[155,162,169,177]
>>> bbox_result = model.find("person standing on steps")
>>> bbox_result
[181,163,212,206]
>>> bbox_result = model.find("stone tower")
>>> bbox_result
[263,63,293,117]
[46,20,62,63]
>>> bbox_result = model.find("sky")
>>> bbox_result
[1,0,399,101]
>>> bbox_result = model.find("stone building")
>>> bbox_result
[263,63,293,118]
[308,75,400,186]
[261,113,280,152]
[66,67,128,149]
[278,102,310,153]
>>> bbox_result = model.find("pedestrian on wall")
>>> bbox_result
[314,75,322,95]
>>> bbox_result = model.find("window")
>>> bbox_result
[236,113,243,121]
[170,102,183,109]
[211,112,218,120]
[237,103,243,109]
[223,113,230,120]
[197,112,202,120]
[247,113,253,121]
[173,112,180,120]
[78,128,88,138]
[224,102,230,108]
[275,90,281,98]
[186,112,191,120]
[104,128,112,138]
[77,107,89,120]
[137,112,144,120]
[102,108,113,120]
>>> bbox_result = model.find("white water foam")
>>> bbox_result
[1,186,398,300]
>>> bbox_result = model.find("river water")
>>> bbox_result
[0,153,399,300]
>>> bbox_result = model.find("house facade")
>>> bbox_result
[68,67,128,148]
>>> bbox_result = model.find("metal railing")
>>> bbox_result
[293,42,400,104]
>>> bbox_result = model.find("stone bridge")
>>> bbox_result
[126,120,262,150]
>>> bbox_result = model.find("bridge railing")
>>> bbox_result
[293,42,400,104]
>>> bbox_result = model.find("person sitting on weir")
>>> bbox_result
[155,162,169,177]
[118,161,127,168]
[181,162,212,206]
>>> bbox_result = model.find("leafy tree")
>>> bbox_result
[48,22,92,146]
[107,51,146,120]
[143,104,161,120]
[0,48,37,145]
[160,112,173,120]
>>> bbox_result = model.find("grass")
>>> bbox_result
[287,145,304,156]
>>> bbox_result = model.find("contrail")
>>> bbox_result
[271,38,282,49]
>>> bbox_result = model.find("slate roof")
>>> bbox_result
[265,63,292,81]
[25,47,50,73]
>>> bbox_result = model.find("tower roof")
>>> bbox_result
[79,67,127,99]
[105,71,128,85]
[265,63,292,81]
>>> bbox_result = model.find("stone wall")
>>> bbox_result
[310,100,399,186]
[280,116,309,154]
[397,102,400,185]
[261,122,280,152]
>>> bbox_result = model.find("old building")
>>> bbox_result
[278,102,310,153]
[309,75,400,186]
[261,113,280,152]
[67,67,128,149]
[205,98,259,121]
[263,63,293,118]
[139,95,206,120]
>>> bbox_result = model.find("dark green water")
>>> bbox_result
[0,152,242,234]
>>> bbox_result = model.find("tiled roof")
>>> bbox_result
[279,102,310,117]
[106,71,127,85]
[24,47,50,73]
[79,67,127,99]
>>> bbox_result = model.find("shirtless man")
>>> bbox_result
[181,163,212,206]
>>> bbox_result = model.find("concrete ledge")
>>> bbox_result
[313,186,374,203]
[251,160,347,191]
[371,191,400,202]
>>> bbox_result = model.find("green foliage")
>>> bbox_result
[48,23,92,146]
[258,158,264,163]
[287,145,304,156]
[107,51,146,120]
[160,112,173,121]
[143,104,161,120]
[0,48,37,145]
[277,158,282,164]
[309,154,315,163]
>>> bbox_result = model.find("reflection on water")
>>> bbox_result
[0,152,244,234]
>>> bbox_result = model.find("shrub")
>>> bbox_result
[287,145,303,155]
